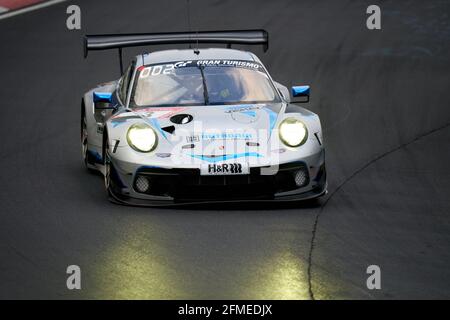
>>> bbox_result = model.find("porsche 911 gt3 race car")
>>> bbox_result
[81,30,327,206]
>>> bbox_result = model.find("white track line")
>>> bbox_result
[0,0,68,20]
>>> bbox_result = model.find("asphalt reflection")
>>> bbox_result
[88,208,322,299]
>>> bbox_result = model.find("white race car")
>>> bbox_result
[81,30,327,205]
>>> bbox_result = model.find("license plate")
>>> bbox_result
[200,163,249,175]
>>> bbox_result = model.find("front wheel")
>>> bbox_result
[104,153,111,191]
[103,132,120,197]
[103,150,123,199]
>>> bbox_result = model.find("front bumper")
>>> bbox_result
[107,151,327,207]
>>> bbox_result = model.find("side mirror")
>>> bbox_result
[291,85,310,103]
[93,92,115,109]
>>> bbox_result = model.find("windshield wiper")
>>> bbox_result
[198,65,209,105]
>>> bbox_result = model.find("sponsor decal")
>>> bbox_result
[226,105,262,123]
[202,133,252,140]
[186,132,253,142]
[138,60,263,78]
[196,60,262,70]
[138,61,192,77]
[208,163,243,174]
[186,135,200,143]
[224,105,262,114]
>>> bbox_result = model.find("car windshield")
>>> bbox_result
[130,60,280,108]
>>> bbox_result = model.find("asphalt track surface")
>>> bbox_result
[0,0,449,299]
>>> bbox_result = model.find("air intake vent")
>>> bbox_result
[170,114,193,124]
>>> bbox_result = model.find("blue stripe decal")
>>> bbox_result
[263,107,278,134]
[87,150,103,164]
[111,119,127,127]
[149,118,167,140]
[241,110,257,117]
[189,152,262,163]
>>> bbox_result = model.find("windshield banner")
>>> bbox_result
[138,60,263,77]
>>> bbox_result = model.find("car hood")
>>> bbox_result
[112,103,283,145]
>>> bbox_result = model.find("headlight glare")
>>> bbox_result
[127,123,157,152]
[279,118,308,147]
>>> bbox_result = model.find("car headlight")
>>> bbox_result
[127,123,158,152]
[279,118,308,147]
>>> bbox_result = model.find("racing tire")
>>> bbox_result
[103,131,111,192]
[103,131,121,198]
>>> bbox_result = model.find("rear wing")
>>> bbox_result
[84,29,269,74]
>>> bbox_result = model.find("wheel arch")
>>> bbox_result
[102,126,109,165]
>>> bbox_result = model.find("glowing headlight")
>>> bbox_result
[127,123,158,152]
[279,118,308,147]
